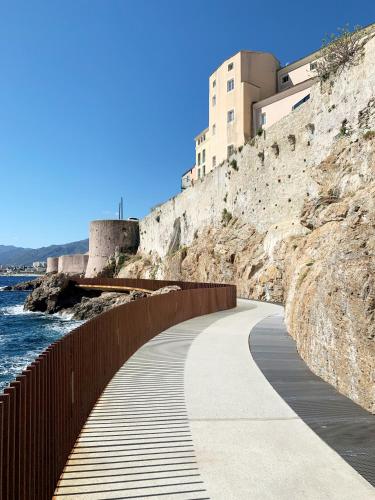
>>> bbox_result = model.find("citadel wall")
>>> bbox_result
[57,254,89,275]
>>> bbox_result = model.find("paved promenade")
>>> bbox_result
[54,300,375,499]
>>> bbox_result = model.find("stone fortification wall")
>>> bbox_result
[46,257,59,273]
[85,220,139,278]
[58,254,89,275]
[140,111,316,256]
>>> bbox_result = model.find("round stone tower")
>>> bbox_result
[85,220,139,278]
[46,257,59,273]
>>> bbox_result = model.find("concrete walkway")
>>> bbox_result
[54,300,375,499]
[250,314,375,487]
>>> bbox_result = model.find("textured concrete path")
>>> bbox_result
[55,300,375,499]
[250,314,375,487]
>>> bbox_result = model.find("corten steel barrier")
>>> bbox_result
[0,278,236,500]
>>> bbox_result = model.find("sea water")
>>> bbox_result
[0,275,82,391]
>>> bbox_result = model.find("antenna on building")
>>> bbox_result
[118,197,124,220]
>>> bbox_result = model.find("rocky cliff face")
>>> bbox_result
[119,35,375,413]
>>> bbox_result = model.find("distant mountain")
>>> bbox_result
[0,239,89,266]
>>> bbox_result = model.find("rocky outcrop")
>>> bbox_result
[68,291,143,320]
[2,277,43,291]
[150,285,181,296]
[118,35,375,413]
[24,274,88,314]
[24,273,181,321]
[68,286,181,320]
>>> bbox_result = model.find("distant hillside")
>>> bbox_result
[0,239,89,266]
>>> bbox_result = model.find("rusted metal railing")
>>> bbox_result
[0,278,236,500]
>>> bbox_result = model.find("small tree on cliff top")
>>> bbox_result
[316,24,367,81]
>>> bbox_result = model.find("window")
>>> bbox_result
[310,62,317,71]
[261,112,266,125]
[212,95,216,106]
[281,74,289,84]
[212,124,216,135]
[213,79,216,87]
[227,109,235,123]
[227,145,234,158]
[228,62,233,71]
[203,165,206,176]
[198,168,201,179]
[198,152,201,166]
[227,79,234,92]
[292,94,310,111]
[202,149,206,163]
[212,156,216,167]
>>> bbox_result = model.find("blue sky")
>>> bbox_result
[0,0,373,247]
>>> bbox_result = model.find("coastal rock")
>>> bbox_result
[2,277,43,292]
[150,285,181,295]
[62,286,181,320]
[24,273,88,314]
[23,274,182,321]
[68,292,133,320]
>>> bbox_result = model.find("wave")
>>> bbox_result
[47,321,82,335]
[52,310,74,321]
[0,304,85,329]
[1,304,28,315]
[0,351,40,391]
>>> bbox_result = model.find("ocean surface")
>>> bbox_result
[0,275,82,392]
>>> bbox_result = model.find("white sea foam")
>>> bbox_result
[0,351,39,386]
[53,310,74,321]
[48,323,75,335]
[1,304,28,315]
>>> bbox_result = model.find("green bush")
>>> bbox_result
[230,159,239,171]
[316,24,365,82]
[364,130,375,140]
[221,208,233,226]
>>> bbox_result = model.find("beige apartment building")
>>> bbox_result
[182,48,320,188]
[253,50,319,134]
[191,51,280,183]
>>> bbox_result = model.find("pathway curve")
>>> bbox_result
[55,299,375,499]
[250,314,375,487]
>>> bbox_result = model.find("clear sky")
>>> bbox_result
[0,0,373,248]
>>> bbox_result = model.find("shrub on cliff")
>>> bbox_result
[221,208,233,226]
[317,24,366,81]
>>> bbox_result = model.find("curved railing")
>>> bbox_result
[0,278,236,500]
